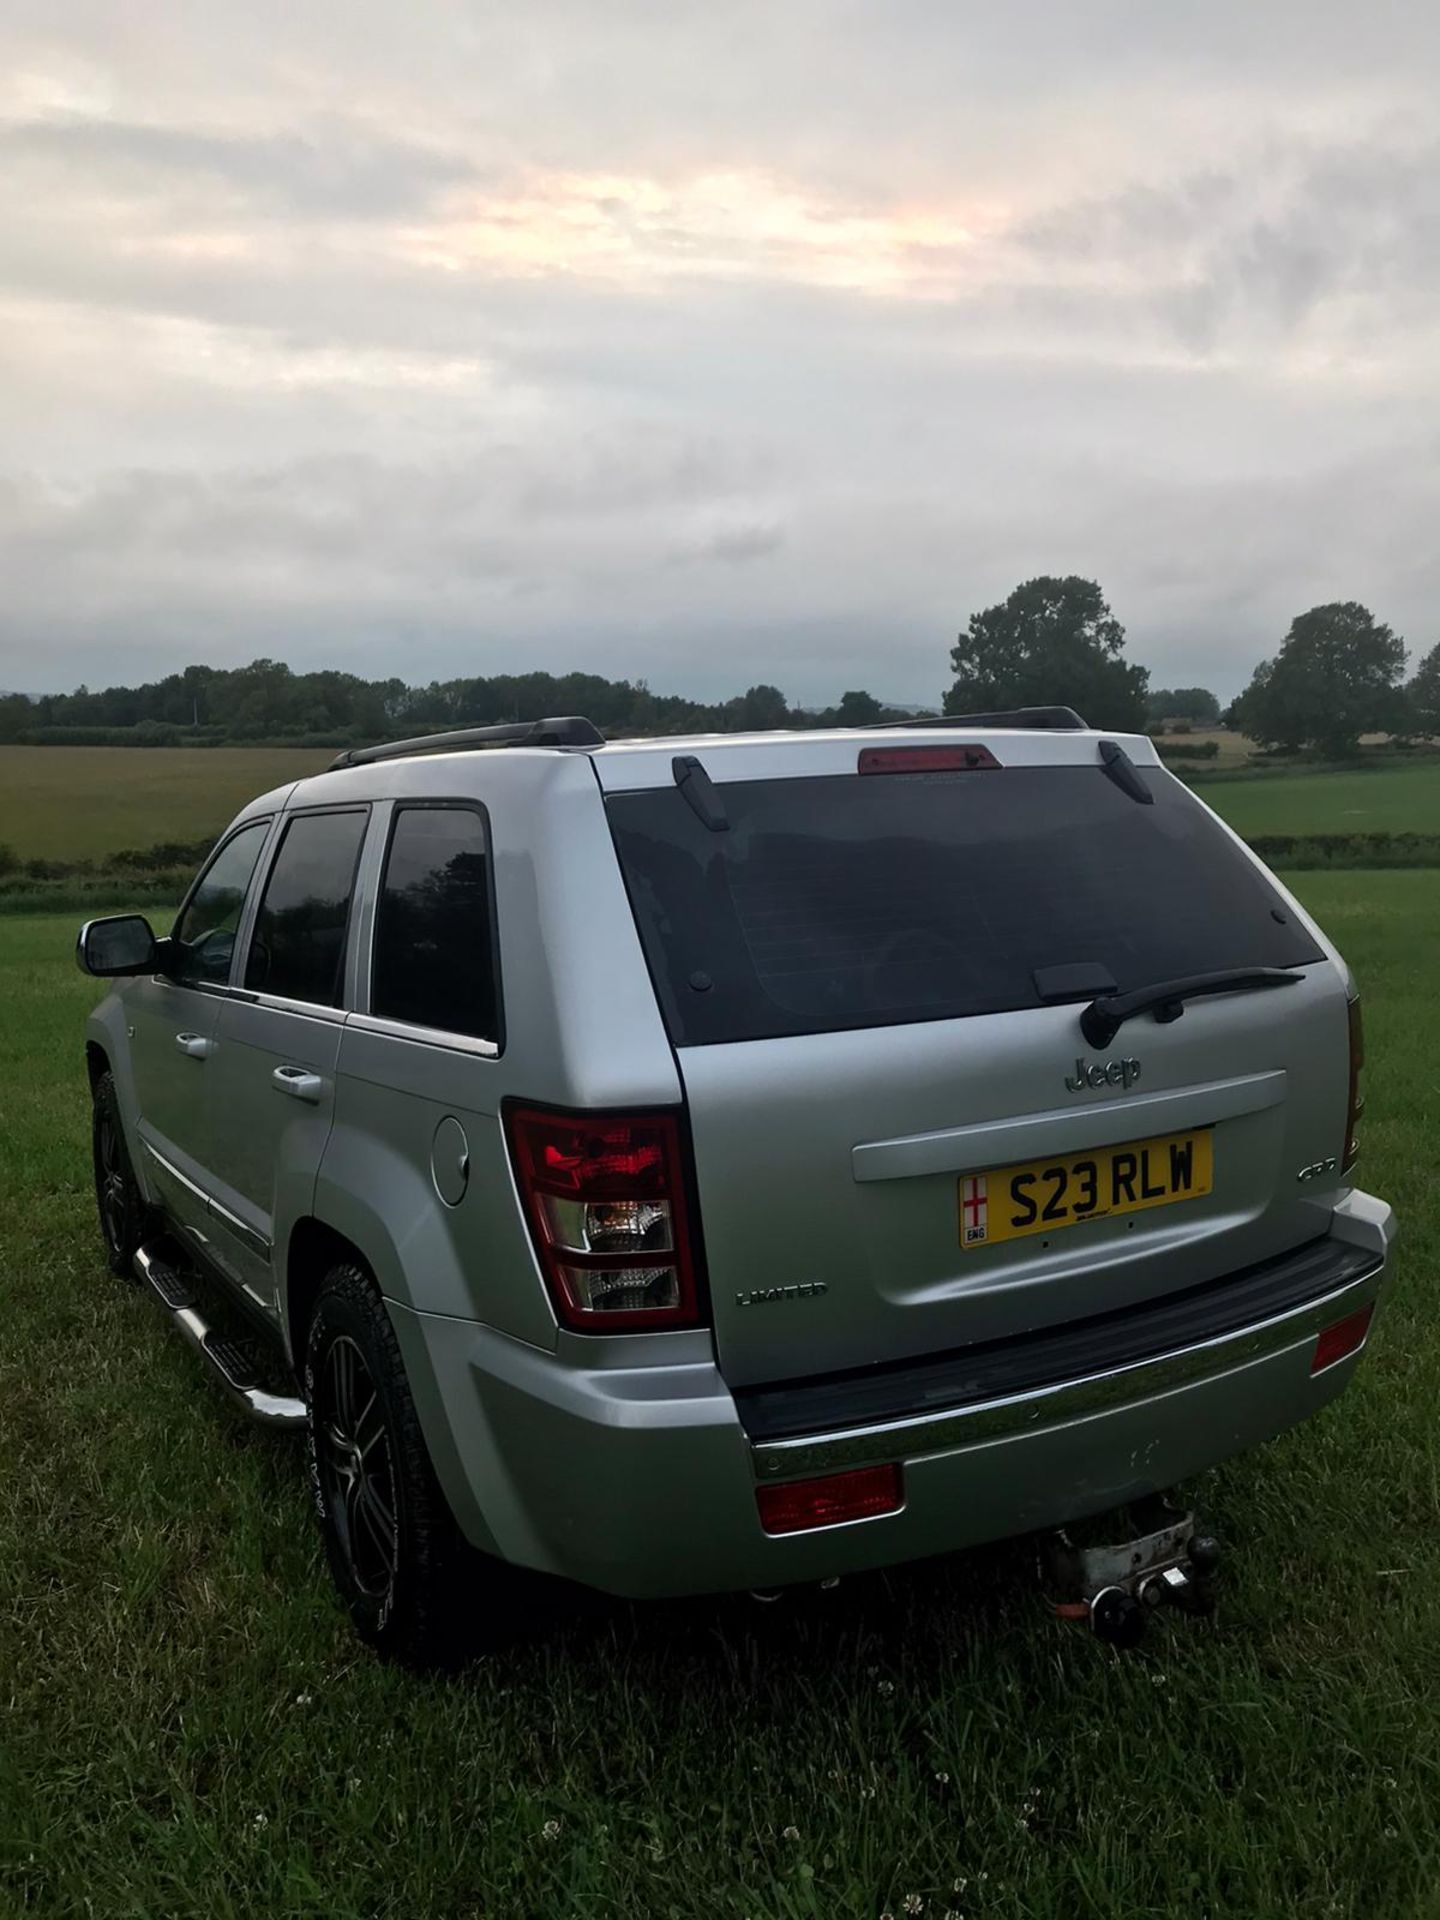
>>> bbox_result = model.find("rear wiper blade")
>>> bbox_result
[1080,967,1304,1049]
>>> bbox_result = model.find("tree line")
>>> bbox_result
[943,577,1436,752]
[0,666,917,748]
[3,577,1436,754]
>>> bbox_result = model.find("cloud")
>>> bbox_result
[1,1,1439,706]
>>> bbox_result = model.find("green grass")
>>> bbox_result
[0,746,331,863]
[3,879,1440,1918]
[1197,763,1440,839]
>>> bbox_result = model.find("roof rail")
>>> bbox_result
[878,705,1089,733]
[328,715,604,771]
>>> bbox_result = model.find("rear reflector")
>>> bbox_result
[756,1464,904,1535]
[1312,1304,1375,1374]
[858,745,1000,774]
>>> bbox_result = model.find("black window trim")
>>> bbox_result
[163,814,276,997]
[235,802,372,1015]
[357,797,506,1057]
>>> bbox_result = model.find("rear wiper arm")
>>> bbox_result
[1080,967,1304,1049]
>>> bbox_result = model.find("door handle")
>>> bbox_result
[174,1032,214,1059]
[272,1065,325,1104]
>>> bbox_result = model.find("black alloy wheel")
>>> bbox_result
[91,1071,145,1278]
[313,1333,398,1605]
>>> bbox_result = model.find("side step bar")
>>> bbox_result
[133,1242,307,1431]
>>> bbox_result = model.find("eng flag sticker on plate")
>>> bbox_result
[960,1173,989,1246]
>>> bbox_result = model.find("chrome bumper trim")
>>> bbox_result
[750,1258,1384,1480]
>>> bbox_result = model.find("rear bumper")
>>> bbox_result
[393,1189,1393,1599]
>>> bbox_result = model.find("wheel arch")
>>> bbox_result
[285,1217,376,1368]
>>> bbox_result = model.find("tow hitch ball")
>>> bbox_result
[1043,1501,1221,1647]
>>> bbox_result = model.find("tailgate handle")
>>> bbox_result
[272,1065,324,1104]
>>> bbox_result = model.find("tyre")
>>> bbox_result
[92,1070,146,1279]
[304,1261,514,1667]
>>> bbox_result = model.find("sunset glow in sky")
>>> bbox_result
[2,1,1438,703]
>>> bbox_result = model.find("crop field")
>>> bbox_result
[2,872,1438,1918]
[0,746,331,862]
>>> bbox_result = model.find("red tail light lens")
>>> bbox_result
[756,1464,904,1535]
[505,1105,704,1330]
[1344,993,1365,1174]
[1312,1303,1374,1374]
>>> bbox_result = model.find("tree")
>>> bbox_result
[834,689,883,726]
[725,684,791,732]
[1407,641,1440,739]
[1233,603,1407,755]
[1146,686,1221,729]
[945,576,1148,730]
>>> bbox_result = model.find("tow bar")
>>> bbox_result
[1042,1498,1220,1647]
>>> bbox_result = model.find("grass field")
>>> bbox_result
[3,875,1438,1918]
[1196,764,1440,839]
[4,744,1440,870]
[0,746,331,862]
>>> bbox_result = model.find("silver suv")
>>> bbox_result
[78,711,1394,1662]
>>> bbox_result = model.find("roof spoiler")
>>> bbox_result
[329,715,604,770]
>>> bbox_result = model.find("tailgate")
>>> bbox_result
[602,731,1348,1390]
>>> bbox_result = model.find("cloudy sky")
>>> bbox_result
[2,1,1438,706]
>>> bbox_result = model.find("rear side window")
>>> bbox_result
[371,804,500,1043]
[607,765,1324,1045]
[170,821,271,986]
[245,810,367,1006]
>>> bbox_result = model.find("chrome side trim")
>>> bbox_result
[750,1259,1384,1479]
[207,1195,272,1261]
[141,1141,272,1259]
[346,1010,500,1058]
[134,1243,305,1430]
[142,1139,211,1207]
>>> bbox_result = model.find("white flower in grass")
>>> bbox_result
[294,1691,313,1706]
[782,1825,801,1842]
[541,1819,562,1841]
[253,1813,268,1829]
[903,1897,924,1915]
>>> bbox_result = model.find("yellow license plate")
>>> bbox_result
[958,1129,1213,1250]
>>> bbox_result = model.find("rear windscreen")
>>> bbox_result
[606,764,1324,1045]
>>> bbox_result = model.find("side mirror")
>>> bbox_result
[76,914,160,978]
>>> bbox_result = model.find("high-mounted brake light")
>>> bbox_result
[858,745,1000,774]
[756,1464,904,1535]
[1344,994,1364,1174]
[505,1105,705,1331]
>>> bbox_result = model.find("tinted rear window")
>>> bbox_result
[607,765,1323,1045]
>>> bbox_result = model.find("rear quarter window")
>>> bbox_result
[607,764,1324,1045]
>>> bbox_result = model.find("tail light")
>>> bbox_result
[756,1464,904,1535]
[505,1104,704,1331]
[1344,993,1365,1174]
